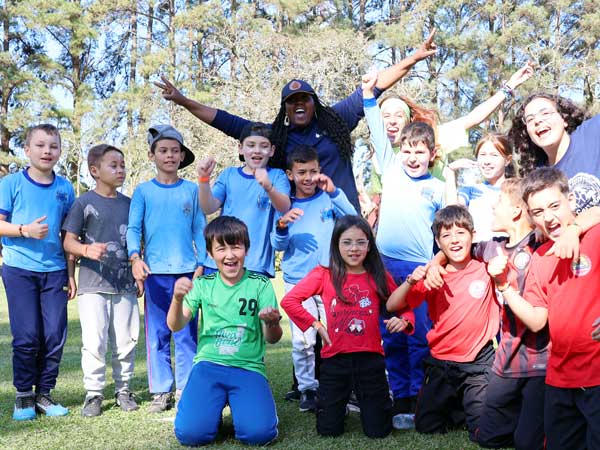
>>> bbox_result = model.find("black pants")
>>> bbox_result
[415,343,494,441]
[477,373,545,450]
[317,352,392,438]
[545,385,600,450]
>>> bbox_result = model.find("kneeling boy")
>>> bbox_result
[387,205,500,441]
[168,216,282,446]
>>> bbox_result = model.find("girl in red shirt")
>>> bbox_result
[281,215,414,438]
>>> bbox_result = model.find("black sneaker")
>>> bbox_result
[35,393,69,417]
[284,388,301,402]
[13,394,36,421]
[299,390,317,412]
[149,392,172,413]
[115,390,139,412]
[82,395,103,418]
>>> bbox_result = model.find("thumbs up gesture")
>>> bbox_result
[487,247,509,285]
[26,215,49,239]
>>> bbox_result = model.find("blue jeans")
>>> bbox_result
[380,256,432,399]
[144,273,198,393]
[2,264,68,393]
[174,361,278,446]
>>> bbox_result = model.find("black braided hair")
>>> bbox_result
[508,93,587,176]
[269,95,353,169]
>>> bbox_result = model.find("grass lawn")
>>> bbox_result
[0,274,480,450]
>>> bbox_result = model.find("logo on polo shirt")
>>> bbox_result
[320,207,334,222]
[468,280,487,299]
[513,250,531,271]
[571,254,592,277]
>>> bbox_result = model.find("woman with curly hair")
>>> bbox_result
[155,32,437,212]
[508,93,600,214]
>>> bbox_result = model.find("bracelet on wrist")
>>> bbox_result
[570,221,583,235]
[198,176,210,184]
[497,282,511,292]
[18,224,24,237]
[277,218,287,229]
[405,276,416,286]
[499,84,514,101]
[265,183,274,193]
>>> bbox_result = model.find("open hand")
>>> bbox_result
[280,208,304,227]
[384,316,410,333]
[487,247,509,285]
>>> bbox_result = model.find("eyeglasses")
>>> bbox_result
[522,109,558,125]
[340,239,369,250]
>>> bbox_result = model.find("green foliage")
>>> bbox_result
[0,0,598,185]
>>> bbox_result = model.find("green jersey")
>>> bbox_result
[183,270,278,377]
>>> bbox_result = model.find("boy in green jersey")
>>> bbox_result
[167,216,282,446]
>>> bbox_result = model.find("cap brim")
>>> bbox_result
[179,144,195,169]
[282,89,315,103]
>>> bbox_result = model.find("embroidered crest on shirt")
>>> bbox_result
[56,191,69,204]
[182,201,192,216]
[513,250,531,271]
[468,280,487,299]
[420,187,434,202]
[257,194,271,210]
[320,207,334,222]
[571,254,592,277]
[568,172,600,214]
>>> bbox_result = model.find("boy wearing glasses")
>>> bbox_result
[271,145,356,412]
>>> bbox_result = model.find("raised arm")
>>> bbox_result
[387,265,428,312]
[451,62,534,130]
[155,76,217,125]
[487,248,548,332]
[375,29,437,90]
[197,157,224,214]
[167,277,194,332]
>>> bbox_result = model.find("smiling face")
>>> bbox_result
[399,142,435,178]
[381,98,409,146]
[338,226,369,274]
[24,129,61,175]
[150,138,184,174]
[210,240,247,286]
[287,159,319,198]
[477,141,508,185]
[526,185,576,241]
[523,97,569,154]
[92,150,126,189]
[284,93,316,128]
[435,224,473,267]
[239,135,274,170]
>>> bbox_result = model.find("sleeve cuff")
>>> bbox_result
[363,97,377,108]
[276,226,289,236]
[327,188,341,198]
